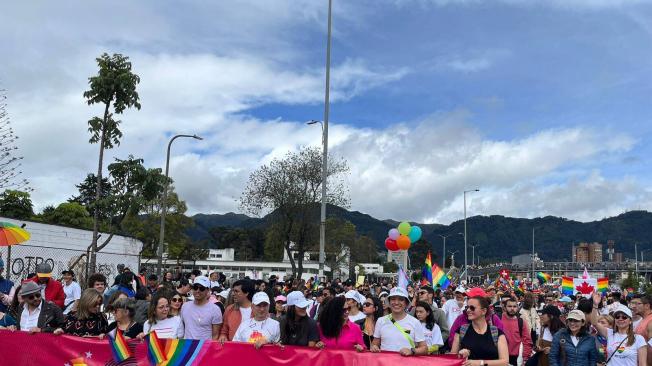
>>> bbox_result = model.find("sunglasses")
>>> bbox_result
[192,285,207,291]
[465,305,477,312]
[171,297,183,303]
[614,314,630,320]
[343,307,351,312]
[23,293,41,300]
[363,302,374,307]
[567,319,582,323]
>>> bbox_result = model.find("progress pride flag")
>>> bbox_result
[0,330,464,366]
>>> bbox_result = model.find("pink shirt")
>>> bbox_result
[318,320,366,350]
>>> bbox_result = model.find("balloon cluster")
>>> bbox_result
[385,221,422,251]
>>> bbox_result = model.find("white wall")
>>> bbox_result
[0,217,142,284]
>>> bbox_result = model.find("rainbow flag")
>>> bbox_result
[562,276,574,295]
[312,275,320,291]
[421,251,434,286]
[537,272,551,283]
[159,339,207,366]
[597,278,608,294]
[108,329,131,363]
[147,331,167,365]
[432,263,450,290]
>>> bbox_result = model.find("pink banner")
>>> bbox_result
[0,330,464,366]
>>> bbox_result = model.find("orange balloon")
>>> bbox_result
[396,234,411,250]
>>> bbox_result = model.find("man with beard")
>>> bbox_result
[501,297,532,366]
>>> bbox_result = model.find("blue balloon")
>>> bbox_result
[408,226,422,243]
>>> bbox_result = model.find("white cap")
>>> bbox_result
[613,304,633,318]
[388,287,409,300]
[286,290,311,308]
[252,292,270,305]
[454,286,466,294]
[193,276,210,289]
[345,290,362,304]
[217,289,230,299]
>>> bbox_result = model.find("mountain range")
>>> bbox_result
[187,207,652,263]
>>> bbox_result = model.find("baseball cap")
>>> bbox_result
[19,281,41,296]
[613,304,633,318]
[275,295,287,302]
[217,289,230,299]
[286,291,311,308]
[466,287,487,298]
[454,286,467,294]
[388,287,409,300]
[538,305,561,317]
[560,296,573,303]
[567,310,586,322]
[252,292,270,305]
[61,269,75,276]
[193,276,210,289]
[36,263,52,278]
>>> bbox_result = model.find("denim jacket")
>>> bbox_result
[549,328,598,366]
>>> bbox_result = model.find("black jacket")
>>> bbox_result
[15,300,64,332]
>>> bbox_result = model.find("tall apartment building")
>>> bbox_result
[572,242,603,263]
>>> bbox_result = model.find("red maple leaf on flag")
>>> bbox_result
[575,281,594,294]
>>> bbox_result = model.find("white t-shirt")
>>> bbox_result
[605,329,646,366]
[348,312,366,322]
[542,327,553,342]
[143,316,183,339]
[233,317,280,344]
[373,314,425,352]
[442,299,464,329]
[571,336,579,347]
[63,281,82,315]
[421,322,444,348]
[239,306,252,325]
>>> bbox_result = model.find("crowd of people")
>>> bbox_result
[0,259,651,366]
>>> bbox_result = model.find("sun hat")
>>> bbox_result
[19,281,41,296]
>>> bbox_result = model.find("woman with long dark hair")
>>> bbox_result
[279,298,320,347]
[536,305,565,366]
[414,301,444,354]
[590,293,646,366]
[316,296,364,351]
[451,296,509,366]
[356,296,383,349]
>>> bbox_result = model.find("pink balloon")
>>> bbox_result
[388,228,399,241]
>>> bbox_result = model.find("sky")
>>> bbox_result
[2,0,652,224]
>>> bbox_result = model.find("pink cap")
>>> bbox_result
[275,295,287,302]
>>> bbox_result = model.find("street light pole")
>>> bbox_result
[317,0,333,281]
[157,134,203,277]
[438,234,451,271]
[463,189,479,283]
[532,227,536,282]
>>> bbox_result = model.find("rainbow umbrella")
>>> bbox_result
[0,222,30,246]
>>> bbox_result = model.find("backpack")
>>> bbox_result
[460,323,500,346]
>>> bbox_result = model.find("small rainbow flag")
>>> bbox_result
[159,339,207,366]
[421,251,434,286]
[146,331,167,365]
[537,272,551,283]
[433,263,450,290]
[108,329,132,363]
[562,276,574,295]
[312,274,320,291]
[597,277,608,294]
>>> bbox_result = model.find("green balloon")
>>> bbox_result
[398,221,411,236]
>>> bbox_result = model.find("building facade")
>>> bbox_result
[572,242,603,263]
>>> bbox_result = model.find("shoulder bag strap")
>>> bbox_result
[603,336,628,365]
[388,315,416,348]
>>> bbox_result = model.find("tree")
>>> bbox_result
[0,189,34,219]
[324,217,355,279]
[240,146,349,279]
[0,89,32,192]
[42,202,93,229]
[69,174,112,221]
[83,53,141,272]
[209,227,266,261]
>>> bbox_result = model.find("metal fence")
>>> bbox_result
[2,243,141,289]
